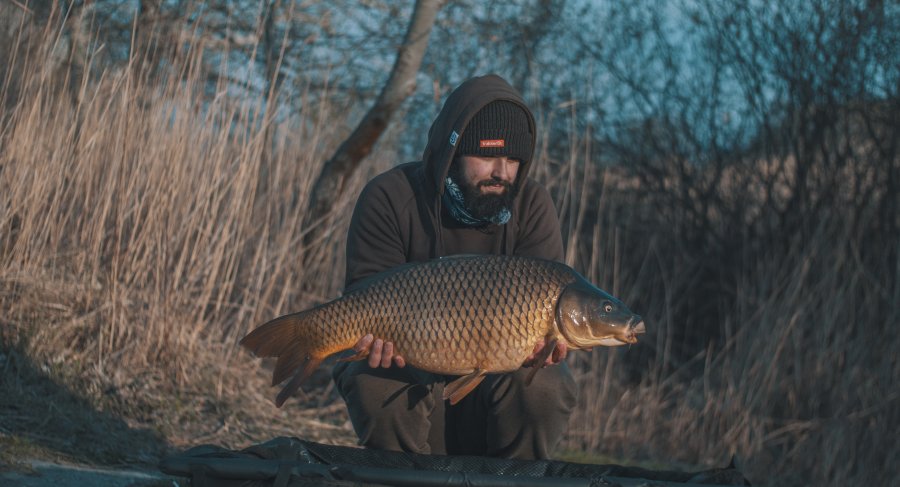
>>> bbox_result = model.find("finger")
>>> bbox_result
[368,338,383,368]
[381,342,394,368]
[355,334,374,352]
[394,355,406,368]
[525,339,544,365]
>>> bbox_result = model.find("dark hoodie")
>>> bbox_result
[345,75,564,288]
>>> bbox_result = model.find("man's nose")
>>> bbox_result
[491,157,513,180]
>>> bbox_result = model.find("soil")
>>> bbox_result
[0,346,355,486]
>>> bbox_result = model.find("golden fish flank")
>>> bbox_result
[240,254,644,407]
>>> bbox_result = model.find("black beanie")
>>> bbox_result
[457,101,532,163]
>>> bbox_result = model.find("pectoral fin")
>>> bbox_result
[525,338,558,386]
[443,369,488,405]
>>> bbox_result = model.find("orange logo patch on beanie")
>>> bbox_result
[479,139,505,148]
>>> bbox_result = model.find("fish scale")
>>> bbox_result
[241,254,643,407]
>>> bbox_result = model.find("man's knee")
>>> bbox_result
[495,364,578,416]
[333,362,438,453]
[479,364,578,459]
[336,362,419,407]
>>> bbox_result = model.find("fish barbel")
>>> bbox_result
[240,254,644,407]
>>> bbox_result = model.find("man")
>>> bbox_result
[332,74,577,460]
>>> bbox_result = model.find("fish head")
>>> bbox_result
[556,279,645,349]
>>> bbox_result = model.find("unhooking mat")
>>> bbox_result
[158,436,750,487]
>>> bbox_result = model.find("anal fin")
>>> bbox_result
[443,369,488,405]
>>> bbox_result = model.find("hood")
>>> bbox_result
[422,74,537,197]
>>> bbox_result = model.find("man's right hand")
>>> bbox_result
[354,334,406,368]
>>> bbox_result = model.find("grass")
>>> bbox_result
[1,13,897,487]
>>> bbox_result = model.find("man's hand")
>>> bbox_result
[354,334,406,368]
[523,339,568,367]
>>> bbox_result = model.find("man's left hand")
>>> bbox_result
[523,339,568,367]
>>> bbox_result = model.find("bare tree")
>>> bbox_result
[303,0,443,233]
[560,0,899,362]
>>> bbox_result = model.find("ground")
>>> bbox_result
[1,460,179,487]
[0,347,728,486]
[0,346,355,486]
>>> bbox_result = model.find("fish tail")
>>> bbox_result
[275,355,324,407]
[240,310,327,407]
[240,311,311,358]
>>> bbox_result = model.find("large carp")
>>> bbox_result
[240,254,644,407]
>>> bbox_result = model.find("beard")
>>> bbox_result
[448,164,519,221]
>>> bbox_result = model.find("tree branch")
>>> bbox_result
[305,0,443,228]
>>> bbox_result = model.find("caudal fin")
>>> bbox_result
[240,311,323,407]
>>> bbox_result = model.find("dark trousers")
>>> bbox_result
[332,361,578,460]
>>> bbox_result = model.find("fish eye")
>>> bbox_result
[603,302,613,313]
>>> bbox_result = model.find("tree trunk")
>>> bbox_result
[304,0,443,233]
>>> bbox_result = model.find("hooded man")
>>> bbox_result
[333,74,577,460]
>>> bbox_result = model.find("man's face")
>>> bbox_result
[449,155,521,220]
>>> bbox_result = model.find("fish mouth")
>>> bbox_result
[617,317,646,345]
[631,319,646,335]
[590,319,645,347]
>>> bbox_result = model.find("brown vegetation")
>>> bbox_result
[1,5,897,487]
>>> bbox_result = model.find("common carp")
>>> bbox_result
[240,254,644,407]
